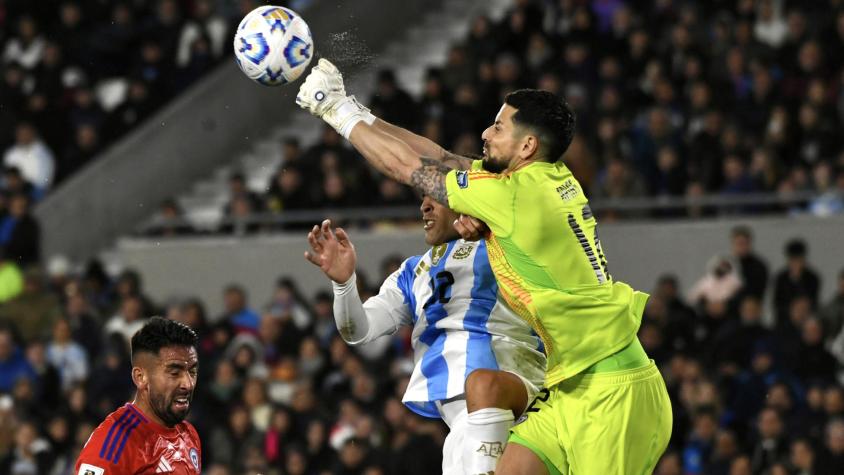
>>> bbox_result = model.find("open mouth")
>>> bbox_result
[423,219,434,230]
[173,396,190,411]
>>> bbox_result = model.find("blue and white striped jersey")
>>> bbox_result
[365,239,546,418]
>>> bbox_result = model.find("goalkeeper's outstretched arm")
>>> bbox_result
[348,122,452,205]
[296,58,463,203]
[372,118,473,170]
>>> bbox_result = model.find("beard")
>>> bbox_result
[482,153,509,173]
[150,390,192,426]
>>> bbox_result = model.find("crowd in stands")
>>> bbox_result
[1,217,844,474]
[0,0,248,196]
[3,0,844,473]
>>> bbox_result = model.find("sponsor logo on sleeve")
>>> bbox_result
[190,448,199,471]
[79,464,105,475]
[456,170,469,189]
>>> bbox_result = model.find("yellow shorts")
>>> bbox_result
[509,361,672,475]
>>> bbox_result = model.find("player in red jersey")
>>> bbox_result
[75,317,201,474]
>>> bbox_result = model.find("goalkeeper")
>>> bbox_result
[296,60,672,474]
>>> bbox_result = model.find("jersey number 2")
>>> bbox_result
[423,271,454,309]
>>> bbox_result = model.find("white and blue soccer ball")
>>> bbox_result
[233,5,313,86]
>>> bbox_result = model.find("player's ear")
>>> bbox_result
[520,134,539,159]
[132,365,147,390]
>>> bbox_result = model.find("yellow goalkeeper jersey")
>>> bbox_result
[445,160,648,387]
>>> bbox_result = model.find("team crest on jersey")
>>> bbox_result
[190,448,199,471]
[431,244,448,265]
[78,464,104,475]
[453,244,474,259]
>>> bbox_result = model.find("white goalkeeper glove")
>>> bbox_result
[295,58,375,139]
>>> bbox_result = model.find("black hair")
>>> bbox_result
[785,239,807,258]
[131,316,198,361]
[504,89,576,162]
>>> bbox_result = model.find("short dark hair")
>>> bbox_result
[785,239,807,258]
[504,89,576,162]
[731,225,752,240]
[131,317,198,361]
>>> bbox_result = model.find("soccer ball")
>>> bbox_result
[233,5,313,86]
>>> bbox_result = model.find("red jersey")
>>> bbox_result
[75,403,201,475]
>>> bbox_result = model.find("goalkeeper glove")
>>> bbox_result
[296,58,375,139]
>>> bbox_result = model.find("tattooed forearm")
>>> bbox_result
[440,151,474,170]
[411,157,451,205]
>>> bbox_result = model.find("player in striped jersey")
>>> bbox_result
[75,317,201,474]
[305,198,546,475]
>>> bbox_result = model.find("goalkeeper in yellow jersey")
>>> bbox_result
[296,59,672,475]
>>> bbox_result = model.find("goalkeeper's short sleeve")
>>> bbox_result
[445,160,514,236]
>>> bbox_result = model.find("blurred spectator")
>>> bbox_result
[131,41,173,98]
[0,326,36,393]
[208,404,263,471]
[0,193,40,265]
[145,198,194,237]
[88,3,138,78]
[591,156,647,200]
[143,0,184,60]
[681,409,718,474]
[55,2,87,67]
[720,155,754,196]
[68,88,105,132]
[219,285,260,334]
[103,295,145,346]
[821,419,844,473]
[711,295,772,372]
[2,16,45,70]
[24,340,62,412]
[795,318,837,384]
[754,0,787,49]
[0,248,24,303]
[773,239,821,327]
[0,419,53,474]
[219,194,260,236]
[808,161,844,216]
[268,277,311,331]
[688,255,742,309]
[0,268,60,344]
[63,290,102,363]
[3,122,55,192]
[114,269,155,317]
[86,337,133,414]
[370,70,418,130]
[108,79,158,139]
[176,0,228,68]
[44,318,88,392]
[729,226,768,300]
[224,172,263,215]
[750,408,789,473]
[60,124,101,182]
[265,165,312,215]
[1,167,36,202]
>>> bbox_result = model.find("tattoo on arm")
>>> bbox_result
[441,151,474,170]
[411,157,451,205]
